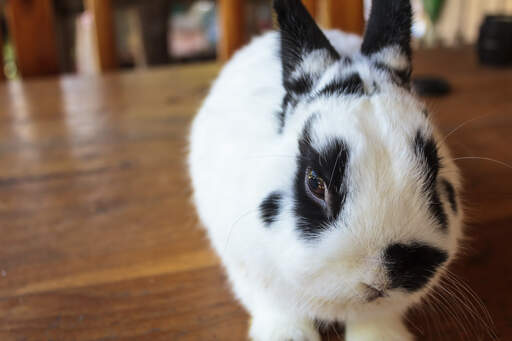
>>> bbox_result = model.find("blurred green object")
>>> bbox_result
[3,41,18,80]
[422,0,445,23]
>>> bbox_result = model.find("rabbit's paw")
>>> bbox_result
[249,316,320,341]
[345,317,413,341]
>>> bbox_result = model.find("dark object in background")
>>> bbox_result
[478,15,512,67]
[413,76,452,97]
[138,0,170,66]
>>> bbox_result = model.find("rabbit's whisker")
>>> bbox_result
[223,208,260,253]
[452,156,512,170]
[442,113,498,142]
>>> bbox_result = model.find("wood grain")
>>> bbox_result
[5,0,60,77]
[0,48,511,340]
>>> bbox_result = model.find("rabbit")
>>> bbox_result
[188,0,463,340]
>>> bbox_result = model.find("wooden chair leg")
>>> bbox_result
[218,0,245,62]
[84,0,118,72]
[321,0,365,35]
[5,0,59,78]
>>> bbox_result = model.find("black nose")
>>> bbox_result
[384,242,448,292]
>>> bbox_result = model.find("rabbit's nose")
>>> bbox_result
[384,243,448,292]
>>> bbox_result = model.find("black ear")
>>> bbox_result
[273,0,340,96]
[361,0,413,85]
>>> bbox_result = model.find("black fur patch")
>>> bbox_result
[384,242,448,292]
[260,192,283,226]
[284,75,314,95]
[318,73,365,97]
[414,132,440,189]
[374,62,411,88]
[278,75,315,130]
[414,131,448,229]
[361,0,412,59]
[442,179,458,213]
[277,93,293,131]
[294,120,349,240]
[430,190,447,230]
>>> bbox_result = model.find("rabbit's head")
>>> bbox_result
[265,0,463,319]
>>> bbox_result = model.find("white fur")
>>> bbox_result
[188,30,462,340]
[369,46,410,71]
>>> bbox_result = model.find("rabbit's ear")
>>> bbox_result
[361,0,412,86]
[274,0,340,100]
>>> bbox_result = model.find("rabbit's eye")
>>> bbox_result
[306,168,326,200]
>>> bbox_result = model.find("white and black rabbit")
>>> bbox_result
[188,0,463,340]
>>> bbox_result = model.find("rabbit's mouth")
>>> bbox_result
[359,283,388,302]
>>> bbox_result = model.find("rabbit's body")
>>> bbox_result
[189,30,364,312]
[189,1,463,340]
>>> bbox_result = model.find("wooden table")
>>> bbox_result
[0,48,511,340]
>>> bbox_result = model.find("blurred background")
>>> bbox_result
[0,0,511,80]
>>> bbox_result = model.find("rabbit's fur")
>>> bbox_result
[188,0,463,340]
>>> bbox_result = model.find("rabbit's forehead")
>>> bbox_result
[305,91,430,155]
[312,52,409,97]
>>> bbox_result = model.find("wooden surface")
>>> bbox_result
[85,0,118,72]
[5,0,60,77]
[0,48,511,340]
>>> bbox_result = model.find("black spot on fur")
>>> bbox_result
[278,75,314,130]
[384,242,448,292]
[278,92,296,130]
[374,62,411,88]
[285,75,314,95]
[414,132,440,190]
[260,192,283,226]
[442,179,458,213]
[318,73,365,97]
[430,190,447,230]
[273,0,339,82]
[341,56,353,66]
[294,120,349,240]
[281,92,293,110]
[361,0,412,59]
[414,131,448,229]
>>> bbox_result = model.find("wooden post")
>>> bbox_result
[5,0,59,78]
[218,0,245,62]
[84,0,117,72]
[303,0,318,19]
[321,0,365,35]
